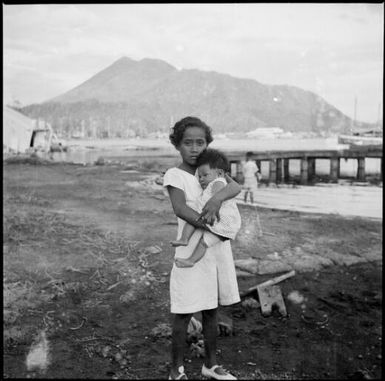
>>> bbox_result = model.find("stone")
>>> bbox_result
[287,290,305,304]
[236,269,256,278]
[257,260,293,275]
[187,317,202,341]
[363,250,382,262]
[155,176,164,186]
[320,249,366,267]
[241,298,260,310]
[286,254,329,272]
[150,323,172,339]
[190,339,205,357]
[144,245,162,254]
[217,313,233,336]
[95,157,105,165]
[102,345,111,358]
[234,258,259,274]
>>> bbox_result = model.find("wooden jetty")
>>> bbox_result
[227,145,383,185]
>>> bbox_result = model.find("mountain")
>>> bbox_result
[19,56,374,138]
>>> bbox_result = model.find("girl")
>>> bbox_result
[163,116,241,380]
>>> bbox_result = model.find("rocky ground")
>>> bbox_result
[3,158,382,380]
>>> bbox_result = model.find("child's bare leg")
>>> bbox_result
[244,190,249,203]
[171,222,195,247]
[175,236,208,268]
[250,191,254,204]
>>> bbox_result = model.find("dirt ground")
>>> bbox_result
[3,159,382,380]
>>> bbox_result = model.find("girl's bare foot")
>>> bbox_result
[175,258,195,268]
[170,240,188,247]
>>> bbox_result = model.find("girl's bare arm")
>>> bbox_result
[166,186,209,229]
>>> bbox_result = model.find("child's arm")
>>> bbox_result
[166,186,209,230]
[211,180,226,194]
[199,174,241,225]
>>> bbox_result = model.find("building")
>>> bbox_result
[3,106,34,153]
[3,106,63,154]
[246,127,284,138]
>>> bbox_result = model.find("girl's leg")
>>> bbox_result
[171,222,196,247]
[170,313,193,379]
[202,308,218,368]
[250,191,254,204]
[201,308,238,379]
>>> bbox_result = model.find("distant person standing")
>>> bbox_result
[242,151,263,236]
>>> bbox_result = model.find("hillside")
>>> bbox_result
[20,56,374,138]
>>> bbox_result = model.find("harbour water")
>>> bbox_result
[52,136,382,177]
[46,136,382,219]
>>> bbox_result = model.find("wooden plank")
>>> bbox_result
[257,285,287,317]
[240,270,295,298]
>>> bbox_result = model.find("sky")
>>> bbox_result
[3,3,384,123]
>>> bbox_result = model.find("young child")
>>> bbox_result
[242,151,263,237]
[171,148,241,268]
[242,151,261,204]
[163,116,240,380]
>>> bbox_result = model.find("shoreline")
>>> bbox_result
[3,156,382,220]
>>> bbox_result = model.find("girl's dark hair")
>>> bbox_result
[196,148,230,173]
[169,116,213,147]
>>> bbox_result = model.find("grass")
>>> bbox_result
[3,189,162,349]
[3,154,55,166]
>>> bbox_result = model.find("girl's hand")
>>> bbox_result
[198,195,221,225]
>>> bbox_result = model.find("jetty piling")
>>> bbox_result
[283,159,290,182]
[357,158,366,182]
[300,158,308,185]
[330,157,340,182]
[269,159,277,184]
[308,158,316,182]
[228,146,382,185]
[276,158,283,183]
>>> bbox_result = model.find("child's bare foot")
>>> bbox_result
[170,240,188,247]
[175,258,195,268]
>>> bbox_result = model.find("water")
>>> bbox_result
[240,184,382,219]
[47,136,382,219]
[51,137,382,176]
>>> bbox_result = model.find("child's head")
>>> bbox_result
[246,151,254,161]
[196,148,230,189]
[169,116,214,168]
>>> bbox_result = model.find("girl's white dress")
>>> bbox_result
[163,167,240,314]
[194,177,241,240]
